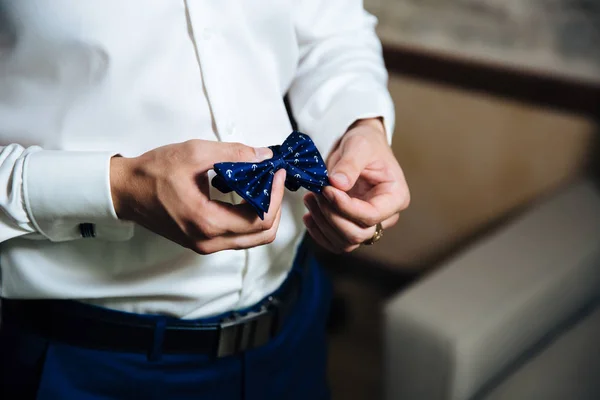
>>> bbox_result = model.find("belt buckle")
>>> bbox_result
[216,296,279,358]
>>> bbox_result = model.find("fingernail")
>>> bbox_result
[332,172,348,186]
[254,147,272,161]
[323,187,335,202]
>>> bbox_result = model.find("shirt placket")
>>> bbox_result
[184,0,251,305]
[183,1,237,142]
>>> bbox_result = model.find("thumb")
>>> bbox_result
[212,142,273,163]
[329,137,372,191]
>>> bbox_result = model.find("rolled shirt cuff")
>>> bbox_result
[23,150,134,242]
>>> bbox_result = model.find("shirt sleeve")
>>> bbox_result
[0,144,134,243]
[287,0,395,158]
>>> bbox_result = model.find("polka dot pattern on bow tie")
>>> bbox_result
[212,131,330,219]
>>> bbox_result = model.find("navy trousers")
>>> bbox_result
[0,252,332,399]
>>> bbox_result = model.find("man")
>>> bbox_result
[0,1,409,399]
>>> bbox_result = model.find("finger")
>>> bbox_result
[207,141,273,164]
[309,193,375,246]
[328,136,374,191]
[325,149,342,175]
[322,184,404,228]
[199,169,286,237]
[266,168,286,214]
[359,212,399,240]
[304,194,347,251]
[312,193,400,247]
[303,214,341,254]
[194,204,283,254]
[315,192,400,232]
[382,213,400,229]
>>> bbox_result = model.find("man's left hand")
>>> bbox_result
[303,118,410,253]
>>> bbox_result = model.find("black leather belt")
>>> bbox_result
[1,259,308,359]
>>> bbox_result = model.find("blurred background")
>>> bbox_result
[319,1,600,399]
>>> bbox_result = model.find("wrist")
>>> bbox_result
[327,118,388,164]
[348,117,386,137]
[110,155,135,220]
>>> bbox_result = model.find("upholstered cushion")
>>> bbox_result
[482,303,600,400]
[384,180,600,400]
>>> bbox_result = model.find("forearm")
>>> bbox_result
[288,0,394,159]
[0,144,133,243]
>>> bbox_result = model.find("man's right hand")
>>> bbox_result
[109,140,286,254]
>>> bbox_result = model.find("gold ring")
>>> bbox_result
[363,222,383,245]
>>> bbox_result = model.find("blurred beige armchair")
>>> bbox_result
[384,179,600,400]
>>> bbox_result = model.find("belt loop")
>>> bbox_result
[148,317,167,362]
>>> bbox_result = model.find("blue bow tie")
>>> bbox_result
[212,131,330,219]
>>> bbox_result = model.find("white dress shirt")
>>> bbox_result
[0,0,394,319]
